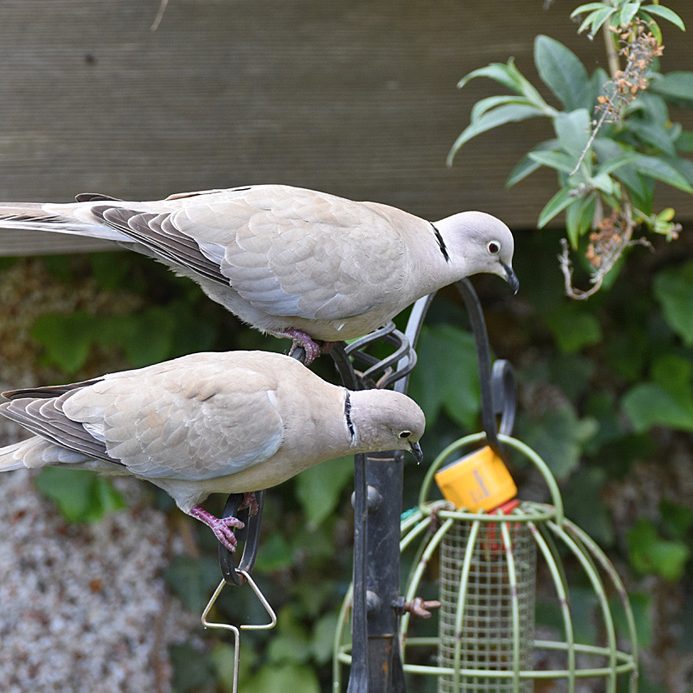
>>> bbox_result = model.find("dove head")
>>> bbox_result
[348,389,426,463]
[434,211,519,293]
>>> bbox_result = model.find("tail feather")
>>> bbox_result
[0,437,88,471]
[0,441,30,471]
[0,202,128,242]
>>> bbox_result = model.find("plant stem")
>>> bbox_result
[602,22,620,77]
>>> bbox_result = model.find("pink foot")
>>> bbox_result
[189,506,245,552]
[278,328,322,364]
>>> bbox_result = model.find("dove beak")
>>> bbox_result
[409,441,424,465]
[502,263,520,294]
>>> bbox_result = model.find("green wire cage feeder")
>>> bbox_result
[333,432,639,692]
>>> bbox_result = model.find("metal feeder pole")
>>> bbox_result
[346,279,514,692]
[217,279,508,693]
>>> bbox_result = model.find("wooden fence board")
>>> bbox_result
[0,0,690,255]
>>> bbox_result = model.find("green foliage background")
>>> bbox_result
[1,227,691,689]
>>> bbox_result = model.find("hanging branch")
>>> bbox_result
[559,200,653,299]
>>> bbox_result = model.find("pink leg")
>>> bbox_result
[189,506,245,552]
[277,328,322,365]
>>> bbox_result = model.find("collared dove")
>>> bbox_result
[0,185,518,362]
[0,350,425,550]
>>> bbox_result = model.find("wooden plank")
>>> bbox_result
[0,230,115,256]
[0,0,690,256]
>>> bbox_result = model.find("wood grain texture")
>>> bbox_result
[0,0,690,256]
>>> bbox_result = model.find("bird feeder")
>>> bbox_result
[333,431,639,691]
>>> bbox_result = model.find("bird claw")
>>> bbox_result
[211,516,245,552]
[189,506,245,552]
[279,328,322,365]
[238,491,259,517]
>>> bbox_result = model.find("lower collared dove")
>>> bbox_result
[0,350,425,550]
[0,185,518,362]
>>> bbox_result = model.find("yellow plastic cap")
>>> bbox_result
[434,445,517,511]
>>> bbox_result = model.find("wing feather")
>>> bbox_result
[62,363,286,481]
[90,185,414,322]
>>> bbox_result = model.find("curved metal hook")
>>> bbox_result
[492,359,516,437]
[218,491,265,585]
[456,279,516,459]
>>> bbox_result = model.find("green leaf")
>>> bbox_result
[622,593,652,649]
[537,187,576,229]
[457,62,525,93]
[639,10,664,45]
[409,325,479,429]
[246,664,320,693]
[654,262,693,345]
[570,2,609,20]
[311,612,339,664]
[164,555,220,612]
[614,165,653,211]
[626,91,670,124]
[632,154,693,192]
[660,500,693,540]
[618,2,641,27]
[31,311,95,375]
[623,384,688,431]
[596,153,637,176]
[675,130,693,153]
[505,139,559,187]
[578,7,617,37]
[528,150,576,173]
[652,354,693,400]
[628,519,690,581]
[170,643,216,692]
[590,7,618,36]
[268,608,312,664]
[119,308,176,367]
[34,468,126,523]
[589,172,616,194]
[625,119,676,156]
[623,358,693,432]
[545,305,602,353]
[470,95,534,121]
[650,71,693,104]
[563,468,613,545]
[294,456,353,530]
[506,155,542,188]
[565,194,596,247]
[671,157,693,186]
[641,4,685,31]
[588,66,611,108]
[554,109,591,160]
[502,57,551,106]
[534,36,591,110]
[448,104,544,164]
[254,533,294,572]
[521,406,598,480]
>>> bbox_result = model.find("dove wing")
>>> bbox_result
[95,186,412,321]
[62,363,286,481]
[3,362,286,482]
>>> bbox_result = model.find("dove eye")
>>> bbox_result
[399,430,412,439]
[487,241,501,255]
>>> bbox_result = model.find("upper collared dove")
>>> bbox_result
[0,185,518,362]
[0,350,425,550]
